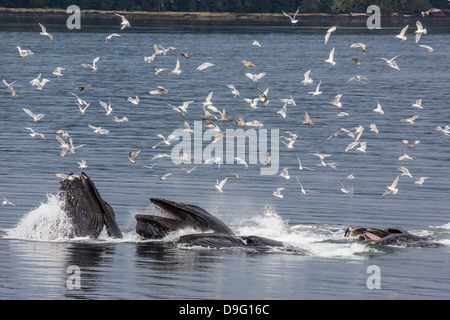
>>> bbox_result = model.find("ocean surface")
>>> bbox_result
[0,14,449,300]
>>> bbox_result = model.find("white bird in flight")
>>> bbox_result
[106,33,121,42]
[170,59,182,75]
[308,81,322,96]
[22,107,45,122]
[114,13,130,30]
[382,175,400,196]
[245,72,266,82]
[25,127,46,140]
[273,187,284,199]
[395,25,408,41]
[324,47,336,66]
[215,177,228,193]
[16,46,34,58]
[197,62,215,71]
[81,57,100,72]
[415,21,427,43]
[301,69,313,85]
[373,101,384,115]
[324,26,336,45]
[282,7,300,26]
[381,55,400,70]
[38,23,53,40]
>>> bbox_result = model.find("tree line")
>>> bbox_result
[0,0,447,14]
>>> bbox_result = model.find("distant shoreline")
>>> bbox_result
[1,7,449,22]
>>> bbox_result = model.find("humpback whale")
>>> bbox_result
[54,173,441,250]
[136,198,310,254]
[344,226,443,248]
[57,172,122,239]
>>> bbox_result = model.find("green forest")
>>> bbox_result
[0,0,447,14]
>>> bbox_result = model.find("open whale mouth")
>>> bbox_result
[149,198,234,235]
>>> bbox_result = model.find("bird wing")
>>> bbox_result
[39,23,46,33]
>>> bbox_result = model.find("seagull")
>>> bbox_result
[204,156,222,170]
[99,99,113,116]
[0,191,16,207]
[16,46,34,58]
[114,13,130,29]
[88,124,110,135]
[395,25,409,41]
[296,154,315,171]
[347,75,368,82]
[279,167,290,180]
[242,60,256,68]
[350,41,372,53]
[302,110,315,125]
[308,81,322,96]
[128,150,141,164]
[252,40,261,47]
[78,160,88,170]
[257,87,269,105]
[282,7,300,26]
[215,177,228,193]
[381,55,400,70]
[414,177,428,186]
[170,59,182,75]
[81,57,100,72]
[369,123,379,134]
[418,44,433,53]
[245,72,266,82]
[356,141,367,154]
[398,147,414,161]
[153,133,177,148]
[227,169,250,180]
[154,173,173,181]
[324,26,337,44]
[382,175,400,196]
[78,102,90,115]
[301,69,313,85]
[421,8,441,16]
[280,95,295,106]
[125,96,139,106]
[183,121,194,134]
[106,33,121,42]
[330,93,343,108]
[38,23,53,40]
[182,167,197,175]
[56,135,70,156]
[337,180,350,195]
[400,115,419,125]
[154,68,166,75]
[324,47,336,66]
[25,127,46,139]
[74,84,92,92]
[226,84,240,98]
[411,99,423,109]
[397,166,413,178]
[2,78,23,97]
[273,187,284,199]
[295,177,317,196]
[55,173,80,181]
[277,103,287,118]
[346,57,361,65]
[173,100,194,116]
[234,157,248,169]
[415,21,427,43]
[347,174,355,180]
[373,101,384,115]
[196,62,215,71]
[402,139,420,148]
[345,140,360,152]
[148,86,168,95]
[52,67,64,79]
[243,97,259,110]
[22,108,45,122]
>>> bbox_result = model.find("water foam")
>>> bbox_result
[5,194,74,241]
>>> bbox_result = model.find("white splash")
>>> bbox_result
[5,194,74,241]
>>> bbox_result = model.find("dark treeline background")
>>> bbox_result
[0,0,447,14]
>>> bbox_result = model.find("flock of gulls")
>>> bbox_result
[0,8,448,210]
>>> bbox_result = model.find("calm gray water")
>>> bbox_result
[0,15,449,300]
